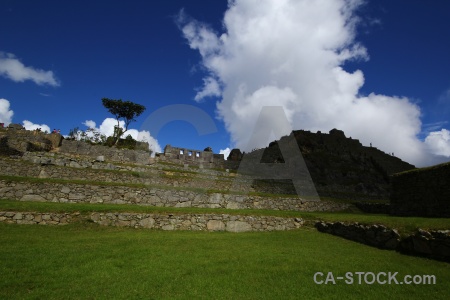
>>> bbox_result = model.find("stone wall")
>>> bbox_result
[2,153,328,196]
[0,155,277,194]
[0,127,62,154]
[390,162,450,217]
[315,221,450,262]
[0,211,76,225]
[159,145,224,169]
[0,127,152,164]
[59,140,151,164]
[0,180,351,212]
[398,229,450,262]
[90,212,303,232]
[0,211,303,232]
[315,221,400,250]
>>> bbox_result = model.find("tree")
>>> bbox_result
[101,98,146,144]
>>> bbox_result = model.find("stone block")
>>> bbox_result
[162,224,175,231]
[175,201,192,208]
[209,193,222,204]
[13,213,23,220]
[226,221,252,232]
[21,194,46,202]
[69,161,81,168]
[61,186,71,194]
[68,193,84,200]
[226,202,242,209]
[207,220,225,231]
[38,169,49,178]
[140,217,155,229]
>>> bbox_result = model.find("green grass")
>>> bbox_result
[0,223,449,299]
[1,199,449,234]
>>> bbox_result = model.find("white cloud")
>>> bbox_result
[0,98,14,126]
[0,52,59,86]
[83,120,97,129]
[194,76,222,101]
[126,129,162,154]
[219,147,231,160]
[179,0,445,167]
[22,120,51,133]
[82,118,162,154]
[425,129,450,157]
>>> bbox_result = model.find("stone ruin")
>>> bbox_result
[155,145,225,169]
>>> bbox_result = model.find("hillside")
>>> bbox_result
[1,125,416,203]
[230,129,415,201]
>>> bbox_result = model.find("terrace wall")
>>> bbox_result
[0,180,350,212]
[390,162,450,217]
[59,140,151,164]
[0,211,303,232]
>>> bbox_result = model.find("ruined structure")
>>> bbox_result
[156,144,224,169]
[0,126,151,164]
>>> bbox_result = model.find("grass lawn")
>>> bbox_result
[0,223,449,299]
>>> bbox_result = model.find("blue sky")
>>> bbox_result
[1,0,449,167]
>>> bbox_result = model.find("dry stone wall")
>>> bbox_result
[390,162,450,217]
[315,221,450,262]
[59,140,150,164]
[0,211,303,232]
[398,229,450,262]
[90,212,303,232]
[0,211,76,225]
[315,221,400,250]
[2,153,327,195]
[0,155,275,194]
[0,127,62,153]
[0,180,351,212]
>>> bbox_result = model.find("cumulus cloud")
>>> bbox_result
[0,52,59,86]
[0,98,14,125]
[178,0,447,167]
[83,120,97,129]
[425,129,450,157]
[219,147,231,160]
[82,118,162,154]
[194,77,222,101]
[22,120,51,133]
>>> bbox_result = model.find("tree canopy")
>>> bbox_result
[101,98,146,143]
